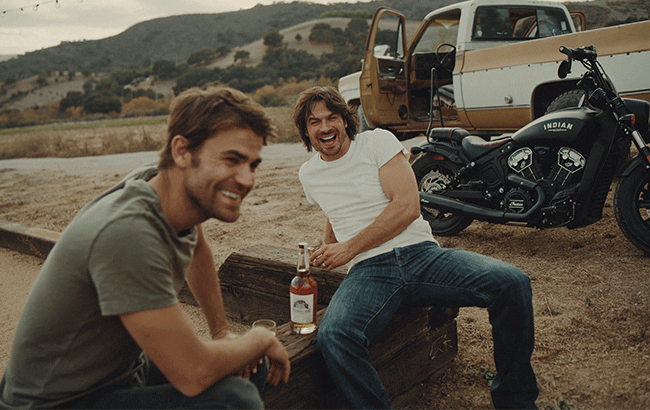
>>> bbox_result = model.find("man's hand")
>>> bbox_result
[310,152,421,271]
[212,329,262,380]
[121,304,290,397]
[310,242,355,270]
[249,327,291,387]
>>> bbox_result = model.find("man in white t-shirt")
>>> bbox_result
[294,87,538,409]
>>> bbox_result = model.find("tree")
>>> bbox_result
[309,23,346,45]
[59,91,84,114]
[345,18,369,44]
[36,75,48,87]
[187,49,215,65]
[153,60,178,80]
[111,69,139,87]
[216,45,231,57]
[172,67,214,94]
[234,50,250,63]
[83,92,122,114]
[82,80,95,94]
[264,30,284,48]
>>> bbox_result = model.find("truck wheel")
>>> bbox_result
[614,164,650,255]
[545,89,586,114]
[412,156,473,236]
[357,104,371,132]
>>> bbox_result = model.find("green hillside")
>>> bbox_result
[0,0,646,85]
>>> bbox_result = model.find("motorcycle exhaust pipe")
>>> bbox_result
[419,174,546,224]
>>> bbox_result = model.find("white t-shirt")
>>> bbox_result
[299,128,436,270]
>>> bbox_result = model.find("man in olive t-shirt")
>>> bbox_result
[0,87,291,409]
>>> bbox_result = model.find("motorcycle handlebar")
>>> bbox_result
[559,45,597,61]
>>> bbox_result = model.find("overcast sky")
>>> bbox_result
[0,0,349,56]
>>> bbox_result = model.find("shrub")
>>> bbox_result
[264,30,284,48]
[121,96,170,117]
[83,92,122,114]
[59,91,84,114]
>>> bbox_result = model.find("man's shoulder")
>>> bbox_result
[353,128,401,151]
[356,128,398,142]
[299,152,321,176]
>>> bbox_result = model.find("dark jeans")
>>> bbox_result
[68,356,268,409]
[317,241,539,409]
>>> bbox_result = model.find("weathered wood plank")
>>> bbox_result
[181,245,459,409]
[263,307,458,409]
[0,219,59,259]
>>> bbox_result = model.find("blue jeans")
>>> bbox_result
[67,356,268,409]
[317,241,538,409]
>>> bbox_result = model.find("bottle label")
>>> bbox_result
[290,292,315,324]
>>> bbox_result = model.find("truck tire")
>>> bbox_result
[614,163,650,255]
[412,156,473,236]
[545,89,586,114]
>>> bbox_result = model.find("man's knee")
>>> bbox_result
[200,376,264,409]
[317,316,338,351]
[507,266,532,296]
[317,314,357,357]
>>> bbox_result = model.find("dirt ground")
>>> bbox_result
[0,143,648,409]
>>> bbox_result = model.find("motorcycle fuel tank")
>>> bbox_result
[511,107,597,145]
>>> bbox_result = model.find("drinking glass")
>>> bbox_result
[252,319,277,336]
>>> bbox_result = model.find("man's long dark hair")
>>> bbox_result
[293,86,358,152]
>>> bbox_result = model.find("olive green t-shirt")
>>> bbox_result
[0,166,197,408]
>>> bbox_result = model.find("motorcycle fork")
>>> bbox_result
[570,118,620,226]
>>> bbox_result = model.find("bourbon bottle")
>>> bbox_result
[290,242,317,334]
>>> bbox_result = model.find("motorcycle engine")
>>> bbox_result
[550,147,587,186]
[504,146,586,214]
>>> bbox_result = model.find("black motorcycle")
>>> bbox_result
[410,45,650,255]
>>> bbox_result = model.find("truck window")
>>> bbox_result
[413,10,461,54]
[473,6,572,40]
[374,14,404,59]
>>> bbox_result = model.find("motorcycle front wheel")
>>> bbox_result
[412,156,473,236]
[614,164,650,255]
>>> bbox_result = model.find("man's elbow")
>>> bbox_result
[407,196,422,223]
[177,382,204,398]
[408,207,421,224]
[166,365,218,397]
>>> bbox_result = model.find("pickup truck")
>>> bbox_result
[338,0,650,140]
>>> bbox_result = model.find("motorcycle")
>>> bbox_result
[410,45,650,255]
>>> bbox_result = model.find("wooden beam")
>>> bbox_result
[184,245,459,409]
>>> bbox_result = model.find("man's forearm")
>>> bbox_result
[347,197,420,256]
[187,226,230,338]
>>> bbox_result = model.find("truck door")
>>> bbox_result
[406,9,461,124]
[360,8,408,128]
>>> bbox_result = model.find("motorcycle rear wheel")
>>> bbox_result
[412,156,474,236]
[614,164,650,255]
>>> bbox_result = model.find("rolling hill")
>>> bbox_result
[0,0,646,112]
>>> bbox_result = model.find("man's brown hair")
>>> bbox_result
[158,86,277,169]
[293,86,358,152]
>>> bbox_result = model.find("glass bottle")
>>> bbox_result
[290,242,317,334]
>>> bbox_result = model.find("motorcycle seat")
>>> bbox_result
[428,127,470,143]
[461,135,511,160]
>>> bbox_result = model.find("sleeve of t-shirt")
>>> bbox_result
[368,129,409,169]
[88,216,179,316]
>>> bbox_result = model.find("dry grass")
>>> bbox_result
[0,107,302,160]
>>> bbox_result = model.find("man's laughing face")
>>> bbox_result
[305,101,350,162]
[183,126,263,223]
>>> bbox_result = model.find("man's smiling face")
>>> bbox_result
[305,101,350,162]
[183,126,263,223]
